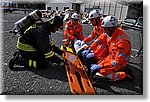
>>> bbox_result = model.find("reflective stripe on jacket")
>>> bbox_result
[16,22,55,59]
[17,37,38,52]
[44,51,54,58]
[16,24,38,52]
[97,27,131,71]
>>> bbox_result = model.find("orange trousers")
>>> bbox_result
[99,68,127,81]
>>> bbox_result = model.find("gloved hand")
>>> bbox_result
[81,49,90,57]
[90,64,101,71]
[62,39,69,46]
[62,39,69,42]
[51,45,64,55]
[86,53,94,59]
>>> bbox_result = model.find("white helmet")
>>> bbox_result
[101,16,118,27]
[89,9,101,19]
[71,13,80,20]
[74,40,88,54]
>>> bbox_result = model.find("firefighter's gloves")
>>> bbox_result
[86,53,94,59]
[90,64,101,71]
[81,49,90,58]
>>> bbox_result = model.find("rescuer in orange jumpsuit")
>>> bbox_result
[63,13,84,47]
[83,9,104,43]
[83,16,134,82]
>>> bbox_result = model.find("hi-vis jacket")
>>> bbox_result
[83,19,104,43]
[16,22,55,59]
[64,20,84,43]
[89,27,131,81]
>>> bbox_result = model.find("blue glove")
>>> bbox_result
[86,53,94,59]
[81,49,90,57]
[90,64,101,71]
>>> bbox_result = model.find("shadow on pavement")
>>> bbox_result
[11,64,68,82]
[29,64,68,82]
[9,62,143,94]
[92,64,143,95]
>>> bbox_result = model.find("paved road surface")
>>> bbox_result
[1,12,143,95]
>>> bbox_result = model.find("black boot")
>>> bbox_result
[9,51,26,70]
[120,67,135,81]
[125,67,135,81]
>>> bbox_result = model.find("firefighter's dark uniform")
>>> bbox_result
[16,21,63,69]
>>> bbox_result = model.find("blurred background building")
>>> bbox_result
[0,0,143,20]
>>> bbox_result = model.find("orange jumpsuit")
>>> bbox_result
[83,19,104,43]
[90,27,131,81]
[64,20,84,46]
[89,33,108,62]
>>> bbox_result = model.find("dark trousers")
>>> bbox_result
[77,49,96,74]
[18,50,63,69]
[19,50,46,69]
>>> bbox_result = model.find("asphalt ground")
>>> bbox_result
[1,12,143,95]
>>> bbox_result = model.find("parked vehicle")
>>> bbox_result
[134,17,143,29]
[121,17,143,30]
[0,1,18,13]
[121,18,137,29]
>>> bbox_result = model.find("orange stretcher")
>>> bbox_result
[61,46,95,95]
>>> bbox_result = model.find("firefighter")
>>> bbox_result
[83,16,135,81]
[9,16,64,70]
[63,13,84,47]
[83,9,104,43]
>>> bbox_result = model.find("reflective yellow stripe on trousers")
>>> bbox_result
[29,60,37,68]
[29,60,32,67]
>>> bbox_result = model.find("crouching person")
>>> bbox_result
[9,16,64,70]
[89,16,135,82]
[75,16,135,82]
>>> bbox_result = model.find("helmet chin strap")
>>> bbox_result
[108,27,116,37]
[95,18,100,26]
